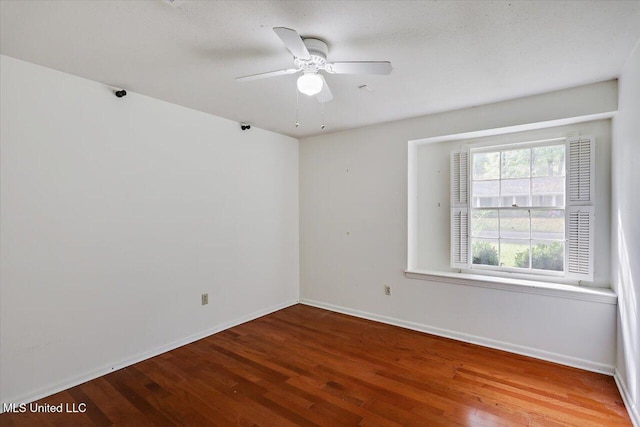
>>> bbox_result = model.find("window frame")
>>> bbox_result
[468,138,567,278]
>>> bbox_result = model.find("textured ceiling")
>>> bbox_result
[1,1,639,138]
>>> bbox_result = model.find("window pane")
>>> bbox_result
[500,240,530,268]
[531,241,564,271]
[474,196,500,208]
[532,176,564,194]
[532,145,565,177]
[473,180,499,195]
[473,152,500,180]
[472,210,498,238]
[472,239,499,266]
[500,210,530,239]
[502,148,530,179]
[472,180,499,207]
[531,176,564,207]
[501,178,530,195]
[531,210,564,240]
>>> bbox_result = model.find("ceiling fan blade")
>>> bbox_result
[325,61,393,75]
[315,75,333,103]
[235,68,299,82]
[273,27,311,60]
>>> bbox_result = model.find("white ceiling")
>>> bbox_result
[1,1,639,138]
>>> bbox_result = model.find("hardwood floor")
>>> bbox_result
[1,304,631,426]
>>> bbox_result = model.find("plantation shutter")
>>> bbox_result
[566,206,594,280]
[451,151,469,269]
[568,138,595,204]
[565,137,595,282]
[451,208,469,268]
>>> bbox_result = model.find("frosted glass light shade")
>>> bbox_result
[297,73,323,96]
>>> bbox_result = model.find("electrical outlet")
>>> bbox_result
[201,293,208,305]
[384,285,391,296]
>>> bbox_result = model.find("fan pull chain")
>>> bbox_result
[295,89,300,128]
[321,98,325,130]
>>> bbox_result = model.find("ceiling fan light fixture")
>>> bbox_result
[297,73,323,96]
[235,27,392,104]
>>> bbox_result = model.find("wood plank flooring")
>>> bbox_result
[1,304,631,426]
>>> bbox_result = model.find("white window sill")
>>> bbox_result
[404,269,616,305]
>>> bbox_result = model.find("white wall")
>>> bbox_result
[416,120,612,288]
[0,55,299,405]
[612,40,640,425]
[300,81,618,372]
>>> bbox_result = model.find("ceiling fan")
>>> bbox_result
[235,27,393,103]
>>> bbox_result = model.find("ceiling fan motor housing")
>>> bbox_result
[295,38,328,72]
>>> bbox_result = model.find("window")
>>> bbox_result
[451,137,595,282]
[472,142,566,273]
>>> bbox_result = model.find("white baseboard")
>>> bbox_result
[300,298,615,375]
[0,299,298,412]
[614,369,640,427]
